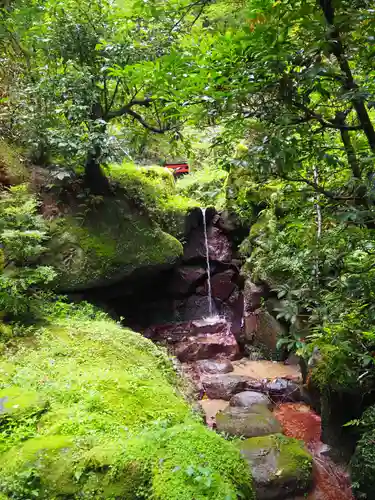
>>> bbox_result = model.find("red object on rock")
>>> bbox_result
[165,162,189,176]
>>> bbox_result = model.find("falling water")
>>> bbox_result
[201,208,213,317]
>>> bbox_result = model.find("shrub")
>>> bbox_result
[0,185,56,318]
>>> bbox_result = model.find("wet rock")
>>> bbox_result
[196,359,234,374]
[144,318,229,341]
[168,266,206,296]
[266,378,301,403]
[183,225,232,262]
[227,289,244,335]
[173,332,239,363]
[205,270,237,301]
[244,309,287,357]
[216,406,281,438]
[191,319,229,336]
[177,295,217,321]
[244,280,267,314]
[239,433,313,500]
[201,374,257,400]
[144,321,191,341]
[230,391,273,410]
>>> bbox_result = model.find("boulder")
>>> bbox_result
[244,309,287,357]
[244,280,266,314]
[265,378,301,403]
[230,391,273,410]
[216,407,281,438]
[196,359,234,374]
[177,295,216,321]
[168,266,207,296]
[239,434,313,500]
[202,374,262,400]
[173,332,239,363]
[183,225,232,262]
[205,270,237,301]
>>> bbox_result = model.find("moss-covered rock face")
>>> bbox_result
[0,304,254,499]
[46,197,183,290]
[108,162,198,237]
[44,162,199,291]
[239,433,313,500]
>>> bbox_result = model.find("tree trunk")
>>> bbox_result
[83,102,110,194]
[84,148,110,195]
[319,0,375,153]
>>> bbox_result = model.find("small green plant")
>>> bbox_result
[0,185,56,319]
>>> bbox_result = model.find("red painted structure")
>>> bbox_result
[165,162,189,176]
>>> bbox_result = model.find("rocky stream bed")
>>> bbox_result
[147,316,354,500]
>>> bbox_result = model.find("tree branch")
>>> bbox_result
[126,108,170,133]
[106,98,153,119]
[291,101,362,131]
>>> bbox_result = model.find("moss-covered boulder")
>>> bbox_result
[43,162,199,291]
[0,303,254,499]
[216,406,282,438]
[46,197,183,290]
[239,434,313,500]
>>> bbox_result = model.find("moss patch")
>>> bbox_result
[43,161,200,291]
[108,161,198,237]
[0,303,254,499]
[46,196,183,290]
[239,433,312,497]
[0,140,30,186]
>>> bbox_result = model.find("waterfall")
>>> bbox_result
[201,208,213,317]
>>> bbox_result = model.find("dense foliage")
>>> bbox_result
[0,185,55,318]
[2,0,375,497]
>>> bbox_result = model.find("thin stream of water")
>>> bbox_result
[201,208,213,317]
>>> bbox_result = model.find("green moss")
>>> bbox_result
[108,161,198,237]
[0,140,30,186]
[46,196,183,290]
[0,305,254,499]
[0,387,48,420]
[177,166,228,209]
[239,433,312,484]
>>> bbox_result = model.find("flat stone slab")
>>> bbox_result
[201,374,262,400]
[174,332,239,362]
[216,406,282,438]
[239,434,313,500]
[144,318,229,341]
[196,359,234,374]
[230,391,273,410]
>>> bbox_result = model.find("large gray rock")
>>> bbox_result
[238,434,313,500]
[230,391,273,410]
[216,406,281,438]
[196,359,234,374]
[265,378,301,403]
[201,374,262,400]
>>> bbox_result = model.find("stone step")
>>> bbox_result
[172,332,239,362]
[216,405,282,438]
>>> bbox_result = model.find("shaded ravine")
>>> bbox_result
[145,210,354,498]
